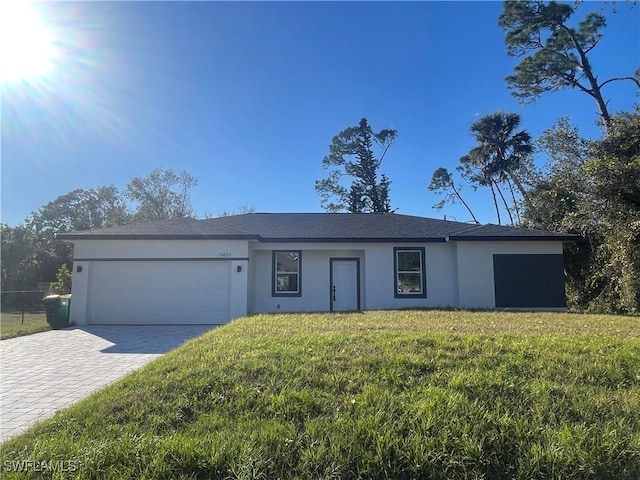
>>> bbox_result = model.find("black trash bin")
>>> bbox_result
[43,294,71,329]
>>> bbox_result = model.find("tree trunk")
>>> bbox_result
[494,181,514,225]
[505,178,522,224]
[489,183,501,225]
[507,172,532,209]
[560,24,612,132]
[452,184,480,225]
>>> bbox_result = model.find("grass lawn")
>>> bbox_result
[1,312,50,340]
[1,310,639,479]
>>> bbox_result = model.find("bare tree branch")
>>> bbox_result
[599,76,640,89]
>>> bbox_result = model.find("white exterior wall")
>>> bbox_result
[69,239,250,325]
[70,261,91,325]
[364,243,458,310]
[455,241,564,309]
[230,259,249,320]
[68,237,568,325]
[72,239,248,259]
[249,242,459,313]
[250,245,364,314]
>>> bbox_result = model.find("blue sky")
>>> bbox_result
[2,1,638,226]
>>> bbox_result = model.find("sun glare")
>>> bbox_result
[0,1,55,83]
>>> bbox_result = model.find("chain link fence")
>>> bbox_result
[1,290,48,326]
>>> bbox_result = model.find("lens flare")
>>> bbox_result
[0,1,55,82]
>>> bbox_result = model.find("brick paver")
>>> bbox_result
[0,325,213,442]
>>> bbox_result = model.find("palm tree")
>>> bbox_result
[460,112,534,224]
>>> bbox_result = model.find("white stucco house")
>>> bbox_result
[58,213,576,325]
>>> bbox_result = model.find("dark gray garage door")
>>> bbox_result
[493,254,566,308]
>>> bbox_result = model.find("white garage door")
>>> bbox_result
[88,261,231,325]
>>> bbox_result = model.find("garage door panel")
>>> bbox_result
[493,254,566,308]
[89,261,231,324]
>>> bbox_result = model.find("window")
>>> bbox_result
[272,251,302,297]
[394,247,426,298]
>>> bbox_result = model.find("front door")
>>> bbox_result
[330,258,360,312]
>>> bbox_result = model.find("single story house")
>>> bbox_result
[58,213,576,325]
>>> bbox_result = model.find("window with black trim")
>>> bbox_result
[394,247,426,298]
[272,251,302,297]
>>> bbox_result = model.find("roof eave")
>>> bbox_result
[447,235,579,242]
[56,234,261,241]
[258,237,447,243]
[57,234,450,243]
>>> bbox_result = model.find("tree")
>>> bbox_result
[586,111,640,220]
[427,168,479,224]
[126,168,198,221]
[216,205,257,218]
[524,118,597,309]
[315,118,397,213]
[0,224,40,291]
[2,170,200,293]
[49,264,72,294]
[585,111,640,312]
[523,111,640,312]
[457,112,535,224]
[458,154,507,224]
[24,186,132,285]
[28,186,131,235]
[499,1,640,132]
[523,117,592,231]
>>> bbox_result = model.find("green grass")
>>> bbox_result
[1,312,50,340]
[2,310,639,479]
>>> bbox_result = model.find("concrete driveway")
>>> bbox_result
[0,325,213,443]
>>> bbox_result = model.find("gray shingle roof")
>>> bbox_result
[447,223,578,241]
[57,213,577,243]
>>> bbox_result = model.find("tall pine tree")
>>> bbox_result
[316,118,397,213]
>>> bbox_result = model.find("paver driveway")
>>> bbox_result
[0,325,213,442]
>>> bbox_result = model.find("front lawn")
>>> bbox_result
[1,312,50,340]
[2,310,639,479]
